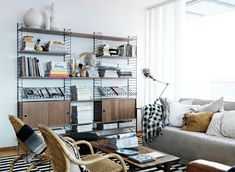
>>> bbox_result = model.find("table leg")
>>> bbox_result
[129,165,136,172]
[164,163,171,172]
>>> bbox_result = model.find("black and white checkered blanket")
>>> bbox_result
[142,103,166,143]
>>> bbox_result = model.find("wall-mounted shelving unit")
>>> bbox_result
[17,23,137,135]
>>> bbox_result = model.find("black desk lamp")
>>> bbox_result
[142,68,169,104]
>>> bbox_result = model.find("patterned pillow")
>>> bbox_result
[182,112,213,132]
[59,136,90,172]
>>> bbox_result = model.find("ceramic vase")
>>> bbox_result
[24,8,43,28]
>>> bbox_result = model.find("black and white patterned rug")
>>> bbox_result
[0,153,186,172]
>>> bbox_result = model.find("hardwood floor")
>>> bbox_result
[0,146,18,157]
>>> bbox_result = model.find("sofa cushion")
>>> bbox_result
[221,111,235,139]
[206,112,224,137]
[198,97,223,112]
[147,126,235,165]
[180,98,235,111]
[160,98,199,127]
[182,112,213,132]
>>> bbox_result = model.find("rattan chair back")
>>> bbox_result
[8,115,30,154]
[39,125,70,172]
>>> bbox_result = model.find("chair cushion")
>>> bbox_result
[83,154,123,172]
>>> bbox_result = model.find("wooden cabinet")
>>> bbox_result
[20,101,70,128]
[94,98,136,122]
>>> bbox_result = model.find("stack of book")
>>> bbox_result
[45,40,67,53]
[107,133,138,149]
[96,44,110,57]
[72,124,93,133]
[103,70,118,77]
[97,123,118,130]
[118,44,137,57]
[18,56,44,77]
[71,105,93,124]
[117,65,132,77]
[70,85,93,101]
[45,61,69,78]
[22,36,35,51]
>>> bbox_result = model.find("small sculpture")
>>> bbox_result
[35,39,43,51]
[50,3,60,30]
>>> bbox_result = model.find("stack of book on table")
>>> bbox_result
[45,61,69,78]
[107,133,138,149]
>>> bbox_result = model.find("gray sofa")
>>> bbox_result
[147,98,235,166]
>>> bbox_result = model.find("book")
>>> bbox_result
[47,87,64,97]
[47,61,67,71]
[111,86,127,95]
[128,154,155,163]
[145,152,165,159]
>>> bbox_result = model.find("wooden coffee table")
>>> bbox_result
[91,139,180,172]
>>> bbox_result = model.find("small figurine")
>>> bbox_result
[35,39,43,51]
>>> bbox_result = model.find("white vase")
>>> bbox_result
[24,8,43,28]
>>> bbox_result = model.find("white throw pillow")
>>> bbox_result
[199,97,224,112]
[206,112,224,137]
[221,110,235,139]
[162,99,200,127]
[59,136,90,172]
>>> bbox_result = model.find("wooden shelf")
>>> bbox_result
[71,99,95,103]
[18,50,69,56]
[71,32,94,39]
[18,26,136,42]
[19,76,134,80]
[95,35,136,42]
[19,76,70,79]
[96,55,136,59]
[18,26,67,36]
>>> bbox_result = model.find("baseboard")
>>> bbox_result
[0,146,17,151]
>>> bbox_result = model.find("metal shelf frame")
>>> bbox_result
[16,23,138,135]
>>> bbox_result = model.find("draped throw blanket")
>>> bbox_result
[142,104,165,143]
[16,124,46,162]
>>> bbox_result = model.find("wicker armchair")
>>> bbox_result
[8,115,49,172]
[39,125,127,172]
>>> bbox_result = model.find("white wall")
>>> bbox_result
[0,0,146,148]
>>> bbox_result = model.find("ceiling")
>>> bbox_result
[186,0,235,16]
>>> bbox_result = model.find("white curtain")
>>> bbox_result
[145,0,185,104]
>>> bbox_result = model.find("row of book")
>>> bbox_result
[22,87,64,99]
[97,86,135,97]
[18,56,44,77]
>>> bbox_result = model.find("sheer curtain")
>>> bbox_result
[145,0,185,104]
